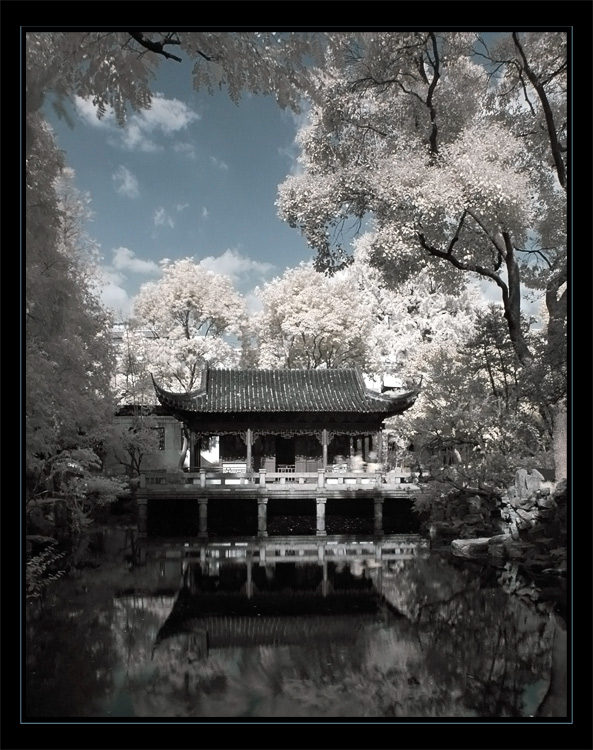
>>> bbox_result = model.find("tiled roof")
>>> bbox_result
[152,369,417,416]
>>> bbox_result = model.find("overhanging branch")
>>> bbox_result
[128,32,183,62]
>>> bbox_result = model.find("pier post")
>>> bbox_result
[198,498,208,537]
[316,497,327,536]
[137,498,148,536]
[317,468,325,488]
[246,554,253,599]
[374,498,384,536]
[257,498,269,537]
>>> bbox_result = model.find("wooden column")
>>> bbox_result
[198,498,208,537]
[257,498,268,537]
[376,430,383,463]
[316,498,327,536]
[246,428,252,471]
[190,432,197,470]
[322,429,328,469]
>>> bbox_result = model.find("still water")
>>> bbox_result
[25,526,567,720]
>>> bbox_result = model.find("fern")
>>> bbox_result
[26,542,67,599]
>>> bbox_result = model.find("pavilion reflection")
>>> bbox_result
[117,534,428,658]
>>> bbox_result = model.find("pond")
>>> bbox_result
[24,512,568,722]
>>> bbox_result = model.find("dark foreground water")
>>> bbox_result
[25,524,567,720]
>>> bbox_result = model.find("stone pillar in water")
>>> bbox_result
[198,498,208,537]
[316,497,327,536]
[257,498,268,537]
[374,498,384,535]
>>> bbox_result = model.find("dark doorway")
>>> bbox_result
[276,436,295,467]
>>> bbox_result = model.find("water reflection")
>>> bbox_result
[25,532,566,719]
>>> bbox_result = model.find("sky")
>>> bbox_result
[43,56,314,319]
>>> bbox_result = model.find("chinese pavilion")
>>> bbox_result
[152,368,418,472]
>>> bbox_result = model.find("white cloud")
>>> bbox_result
[112,166,139,198]
[173,142,198,160]
[144,94,200,133]
[176,203,190,212]
[118,123,160,152]
[199,248,274,283]
[154,207,175,228]
[210,156,229,171]
[100,282,133,319]
[74,94,199,152]
[201,206,209,219]
[111,246,161,275]
[96,248,162,316]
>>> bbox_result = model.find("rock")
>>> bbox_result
[489,532,511,543]
[488,543,506,559]
[515,508,535,521]
[504,540,534,559]
[451,538,491,558]
[468,496,483,510]
[515,469,530,498]
[526,469,544,493]
[536,495,556,509]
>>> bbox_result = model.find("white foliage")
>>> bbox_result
[126,258,247,393]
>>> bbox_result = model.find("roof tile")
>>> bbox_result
[153,368,417,416]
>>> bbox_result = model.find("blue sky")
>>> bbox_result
[44,57,313,319]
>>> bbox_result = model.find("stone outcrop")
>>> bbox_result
[426,490,502,543]
[447,471,567,577]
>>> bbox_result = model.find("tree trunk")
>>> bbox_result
[502,233,533,366]
[552,399,567,481]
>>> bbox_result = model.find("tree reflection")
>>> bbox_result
[25,537,564,718]
[381,555,557,717]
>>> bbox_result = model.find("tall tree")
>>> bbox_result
[276,31,567,477]
[350,254,482,381]
[129,257,248,391]
[25,126,123,527]
[254,263,374,370]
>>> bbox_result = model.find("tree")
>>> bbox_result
[110,411,163,478]
[276,31,567,477]
[350,253,482,381]
[388,306,554,494]
[129,258,248,392]
[254,263,374,369]
[25,125,122,529]
[26,31,327,140]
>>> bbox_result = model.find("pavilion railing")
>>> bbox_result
[139,468,418,490]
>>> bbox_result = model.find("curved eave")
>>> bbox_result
[151,373,205,410]
[375,388,419,417]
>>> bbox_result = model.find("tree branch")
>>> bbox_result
[128,32,183,63]
[512,33,566,190]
